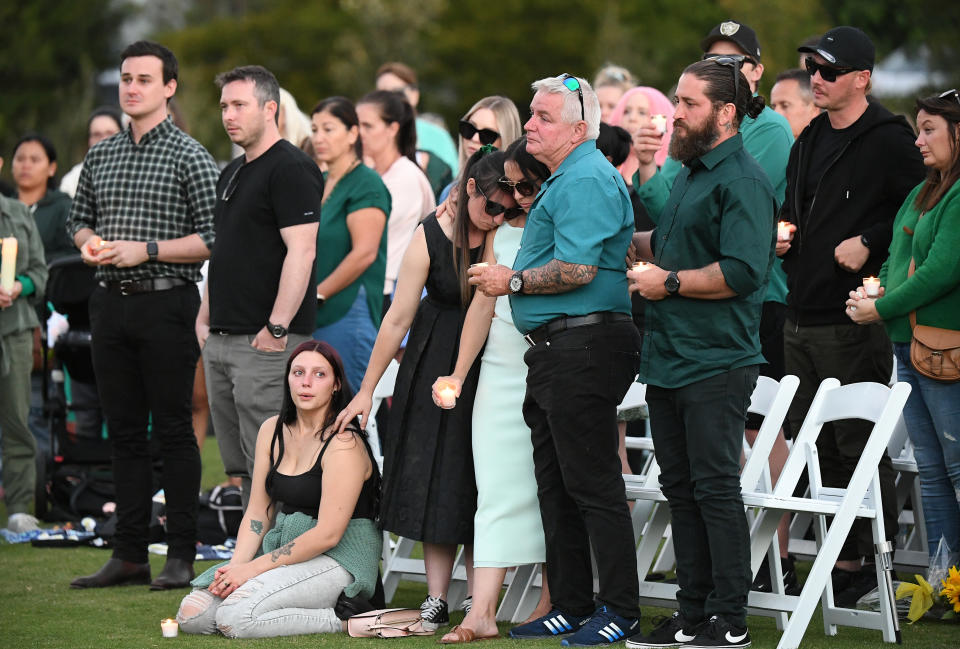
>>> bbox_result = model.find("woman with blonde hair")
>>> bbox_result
[593,63,636,124]
[455,96,522,175]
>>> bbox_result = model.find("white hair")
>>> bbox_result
[531,74,601,140]
[278,87,312,148]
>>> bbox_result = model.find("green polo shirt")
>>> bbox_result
[510,140,634,334]
[635,105,792,305]
[639,133,777,389]
[315,164,391,328]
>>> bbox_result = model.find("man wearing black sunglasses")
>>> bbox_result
[779,26,926,608]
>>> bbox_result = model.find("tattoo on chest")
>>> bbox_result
[270,542,295,562]
[250,520,263,535]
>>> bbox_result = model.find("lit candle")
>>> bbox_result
[777,221,791,242]
[89,236,107,255]
[438,384,457,409]
[1,237,17,292]
[470,262,489,269]
[650,114,667,135]
[161,619,178,638]
[863,277,881,297]
[631,262,650,273]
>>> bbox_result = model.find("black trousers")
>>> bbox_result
[89,283,201,563]
[522,320,642,618]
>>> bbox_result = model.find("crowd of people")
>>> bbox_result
[1,17,958,649]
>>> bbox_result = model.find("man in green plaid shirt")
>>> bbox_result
[67,41,219,591]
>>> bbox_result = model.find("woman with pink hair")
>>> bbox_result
[607,87,674,189]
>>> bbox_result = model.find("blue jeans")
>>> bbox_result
[893,343,960,558]
[313,286,377,394]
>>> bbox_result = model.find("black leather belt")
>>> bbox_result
[99,277,191,296]
[523,311,632,347]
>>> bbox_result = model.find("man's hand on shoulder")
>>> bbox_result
[834,235,870,272]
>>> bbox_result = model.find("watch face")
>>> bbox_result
[510,275,522,293]
[665,273,680,293]
[270,325,286,338]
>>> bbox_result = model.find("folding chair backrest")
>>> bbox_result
[366,359,400,459]
[740,374,799,492]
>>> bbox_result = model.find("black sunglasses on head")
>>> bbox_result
[702,52,757,67]
[458,120,500,145]
[804,57,856,83]
[498,176,538,198]
[476,183,524,220]
[705,55,744,104]
[560,73,585,121]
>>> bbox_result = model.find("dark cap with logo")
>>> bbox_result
[798,26,875,71]
[701,21,761,60]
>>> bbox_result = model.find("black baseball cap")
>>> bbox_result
[798,26,875,71]
[701,21,761,60]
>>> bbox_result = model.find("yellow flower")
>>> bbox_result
[896,574,935,623]
[940,565,960,613]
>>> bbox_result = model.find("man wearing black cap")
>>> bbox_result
[778,26,925,607]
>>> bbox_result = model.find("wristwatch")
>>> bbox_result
[860,234,871,250]
[664,271,681,296]
[509,271,524,295]
[268,322,288,339]
[146,241,159,262]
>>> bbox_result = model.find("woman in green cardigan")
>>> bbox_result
[846,90,960,563]
[309,97,391,393]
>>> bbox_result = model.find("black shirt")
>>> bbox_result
[800,118,853,217]
[208,140,323,335]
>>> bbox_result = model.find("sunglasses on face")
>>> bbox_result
[560,73,585,121]
[475,183,524,220]
[804,57,856,83]
[703,52,757,67]
[498,176,538,198]
[705,55,744,103]
[458,120,500,145]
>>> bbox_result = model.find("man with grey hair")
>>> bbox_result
[470,73,642,646]
[770,68,821,138]
[197,65,322,509]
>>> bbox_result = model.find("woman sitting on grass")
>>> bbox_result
[176,340,380,638]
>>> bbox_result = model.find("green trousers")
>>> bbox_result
[0,329,38,514]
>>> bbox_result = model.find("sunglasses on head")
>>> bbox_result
[702,52,757,67]
[475,183,524,220]
[498,176,538,198]
[459,120,500,145]
[939,88,960,106]
[560,73,585,121]
[804,57,856,83]
[705,55,744,103]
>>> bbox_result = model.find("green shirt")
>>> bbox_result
[510,140,634,333]
[417,118,459,175]
[635,105,793,304]
[315,164,391,328]
[639,133,777,389]
[876,180,960,343]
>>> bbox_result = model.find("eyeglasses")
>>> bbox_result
[804,57,856,83]
[475,183,524,220]
[498,176,538,198]
[458,120,500,145]
[705,55,744,104]
[702,52,757,67]
[221,164,243,201]
[939,88,960,106]
[560,73,585,121]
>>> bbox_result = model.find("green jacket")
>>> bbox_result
[876,180,960,343]
[27,189,75,262]
[0,194,47,338]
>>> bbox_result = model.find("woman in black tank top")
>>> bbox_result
[177,340,382,638]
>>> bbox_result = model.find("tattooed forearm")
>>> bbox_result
[270,542,295,563]
[521,259,597,294]
[250,519,263,535]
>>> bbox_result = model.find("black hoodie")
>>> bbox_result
[780,101,925,325]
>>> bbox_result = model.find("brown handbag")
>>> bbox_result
[907,256,960,382]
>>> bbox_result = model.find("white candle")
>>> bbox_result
[470,262,488,269]
[777,221,791,242]
[863,277,881,297]
[1,237,17,292]
[161,619,178,638]
[438,385,457,409]
[650,114,667,135]
[631,262,651,273]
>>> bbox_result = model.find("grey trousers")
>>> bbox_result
[202,333,310,508]
[177,554,352,637]
[0,329,38,514]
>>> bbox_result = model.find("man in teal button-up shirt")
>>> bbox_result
[627,59,775,646]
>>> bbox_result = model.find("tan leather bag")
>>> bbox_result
[907,254,960,382]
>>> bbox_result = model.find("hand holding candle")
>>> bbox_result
[631,261,651,273]
[1,237,18,292]
[650,114,668,135]
[161,619,179,638]
[432,377,461,409]
[862,276,881,297]
[777,221,792,242]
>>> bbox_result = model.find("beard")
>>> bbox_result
[668,109,721,163]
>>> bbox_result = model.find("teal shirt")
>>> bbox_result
[876,180,960,343]
[639,133,777,389]
[416,118,459,175]
[510,140,633,333]
[315,164,391,328]
[635,105,793,304]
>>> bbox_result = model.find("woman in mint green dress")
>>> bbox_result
[433,138,553,642]
[310,97,391,392]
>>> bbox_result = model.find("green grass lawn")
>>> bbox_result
[1,442,955,648]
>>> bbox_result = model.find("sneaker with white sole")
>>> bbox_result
[626,611,704,648]
[6,513,40,533]
[686,616,750,649]
[459,595,473,615]
[561,605,641,647]
[509,608,590,639]
[419,595,449,631]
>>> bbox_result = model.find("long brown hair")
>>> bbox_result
[914,92,960,211]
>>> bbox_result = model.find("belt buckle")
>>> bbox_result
[118,279,135,296]
[523,333,536,347]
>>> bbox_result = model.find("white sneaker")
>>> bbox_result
[7,513,40,533]
[460,595,473,614]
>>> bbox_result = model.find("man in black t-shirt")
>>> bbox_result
[196,66,322,508]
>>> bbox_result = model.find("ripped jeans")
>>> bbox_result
[177,554,352,638]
